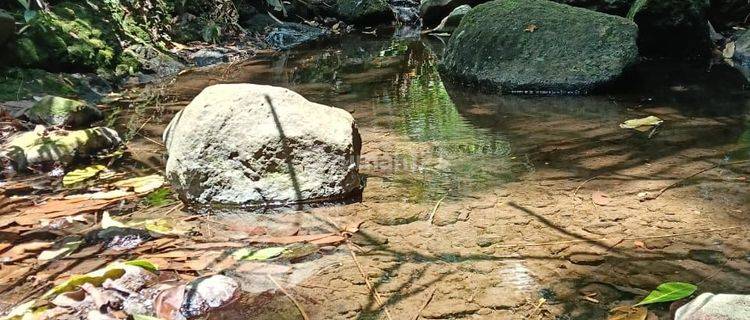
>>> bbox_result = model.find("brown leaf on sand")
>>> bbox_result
[592,191,611,206]
[15,198,118,226]
[608,306,647,320]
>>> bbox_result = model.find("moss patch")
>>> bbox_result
[0,68,81,101]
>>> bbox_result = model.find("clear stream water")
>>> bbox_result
[144,34,750,203]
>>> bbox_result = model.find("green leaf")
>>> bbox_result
[38,239,82,261]
[62,165,107,186]
[233,247,286,261]
[635,282,697,306]
[266,0,286,16]
[16,0,30,10]
[23,10,37,23]
[124,259,159,272]
[627,0,648,20]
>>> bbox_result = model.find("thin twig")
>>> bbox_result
[571,175,601,200]
[428,196,445,225]
[268,274,310,320]
[411,287,436,320]
[493,226,740,248]
[346,242,393,320]
[648,159,750,200]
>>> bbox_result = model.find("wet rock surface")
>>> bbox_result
[266,23,329,50]
[439,0,638,94]
[1,126,122,170]
[163,83,361,206]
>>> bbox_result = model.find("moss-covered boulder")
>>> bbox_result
[24,96,103,128]
[439,0,638,94]
[1,127,122,170]
[336,0,393,24]
[631,0,711,58]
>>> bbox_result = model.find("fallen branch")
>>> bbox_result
[411,287,436,320]
[493,226,740,248]
[647,159,750,200]
[268,274,310,320]
[346,242,393,320]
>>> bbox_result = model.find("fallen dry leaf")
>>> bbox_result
[16,198,118,226]
[592,191,611,206]
[608,306,647,320]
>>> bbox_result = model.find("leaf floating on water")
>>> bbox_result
[607,306,647,320]
[113,175,165,194]
[635,282,697,306]
[62,165,108,186]
[233,247,286,261]
[619,116,663,132]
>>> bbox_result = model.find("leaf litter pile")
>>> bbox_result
[0,162,353,319]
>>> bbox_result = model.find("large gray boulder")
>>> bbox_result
[163,84,362,207]
[675,293,750,320]
[439,0,638,94]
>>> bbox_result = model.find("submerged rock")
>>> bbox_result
[163,84,361,206]
[439,0,638,94]
[675,293,750,320]
[1,126,122,170]
[430,4,471,34]
[265,23,329,50]
[336,0,393,24]
[631,0,712,58]
[24,96,103,128]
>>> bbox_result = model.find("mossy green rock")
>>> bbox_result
[25,96,103,128]
[631,0,711,58]
[431,4,471,33]
[2,127,122,170]
[336,0,392,24]
[439,0,638,94]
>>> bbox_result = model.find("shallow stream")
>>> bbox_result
[121,35,750,319]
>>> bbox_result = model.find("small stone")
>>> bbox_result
[476,235,502,247]
[688,249,727,265]
[568,253,606,266]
